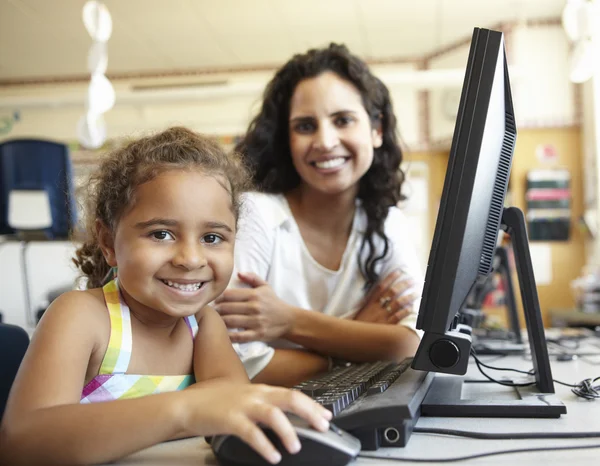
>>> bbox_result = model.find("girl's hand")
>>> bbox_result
[215,272,296,343]
[354,269,419,324]
[183,382,332,464]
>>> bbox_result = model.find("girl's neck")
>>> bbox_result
[119,287,181,335]
[285,185,357,236]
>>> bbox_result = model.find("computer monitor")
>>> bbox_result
[410,28,565,417]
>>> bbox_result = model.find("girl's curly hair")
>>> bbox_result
[235,43,405,289]
[73,126,252,289]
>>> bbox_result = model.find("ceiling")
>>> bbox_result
[0,0,567,83]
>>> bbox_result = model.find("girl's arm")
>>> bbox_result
[0,291,188,465]
[192,306,249,383]
[0,292,331,466]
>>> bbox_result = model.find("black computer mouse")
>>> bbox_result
[210,415,361,466]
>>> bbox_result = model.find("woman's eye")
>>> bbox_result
[202,234,222,244]
[335,115,353,127]
[294,121,315,133]
[151,230,174,241]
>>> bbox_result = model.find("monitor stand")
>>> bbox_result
[420,207,566,418]
[471,245,526,355]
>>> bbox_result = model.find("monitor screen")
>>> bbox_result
[411,28,516,376]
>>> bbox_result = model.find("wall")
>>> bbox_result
[0,23,587,330]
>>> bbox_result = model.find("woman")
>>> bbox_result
[215,44,423,387]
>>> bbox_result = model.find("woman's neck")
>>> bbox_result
[285,185,357,236]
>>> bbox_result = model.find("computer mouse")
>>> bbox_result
[210,414,361,466]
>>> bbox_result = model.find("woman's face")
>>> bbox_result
[288,71,382,197]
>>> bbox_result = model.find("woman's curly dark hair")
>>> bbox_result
[73,126,252,289]
[235,43,405,290]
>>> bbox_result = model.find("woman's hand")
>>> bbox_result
[354,269,419,324]
[183,382,332,464]
[215,272,296,343]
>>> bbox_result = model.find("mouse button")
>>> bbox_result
[329,423,344,436]
[212,435,268,466]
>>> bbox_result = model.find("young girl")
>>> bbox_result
[215,44,423,386]
[0,127,331,465]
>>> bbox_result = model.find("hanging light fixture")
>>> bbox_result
[77,1,113,149]
[562,0,599,83]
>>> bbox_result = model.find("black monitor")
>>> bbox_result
[411,28,565,417]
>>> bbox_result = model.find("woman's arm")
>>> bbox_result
[286,309,420,362]
[252,348,329,387]
[217,273,420,363]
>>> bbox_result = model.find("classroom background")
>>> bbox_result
[1,0,598,335]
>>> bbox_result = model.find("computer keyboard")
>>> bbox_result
[292,358,434,450]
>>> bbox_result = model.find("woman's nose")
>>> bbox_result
[313,122,339,151]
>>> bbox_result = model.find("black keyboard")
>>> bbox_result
[292,358,434,450]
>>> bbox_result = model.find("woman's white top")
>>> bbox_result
[230,192,424,379]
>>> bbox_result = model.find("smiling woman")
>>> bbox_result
[217,44,424,387]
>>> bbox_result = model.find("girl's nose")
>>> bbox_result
[172,242,207,270]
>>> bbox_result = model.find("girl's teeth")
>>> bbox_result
[163,280,202,291]
[315,157,346,169]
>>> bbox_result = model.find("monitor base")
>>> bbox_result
[421,376,566,418]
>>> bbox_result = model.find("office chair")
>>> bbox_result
[0,139,78,326]
[0,139,77,239]
[0,323,29,421]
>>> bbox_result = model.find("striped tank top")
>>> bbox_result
[81,278,197,403]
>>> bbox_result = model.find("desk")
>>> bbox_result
[549,308,600,329]
[108,345,600,465]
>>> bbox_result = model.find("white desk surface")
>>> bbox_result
[108,341,600,466]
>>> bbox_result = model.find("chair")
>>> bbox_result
[0,139,78,326]
[0,139,77,239]
[0,323,29,421]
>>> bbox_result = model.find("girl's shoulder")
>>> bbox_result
[41,288,109,332]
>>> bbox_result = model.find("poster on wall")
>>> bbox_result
[525,169,571,241]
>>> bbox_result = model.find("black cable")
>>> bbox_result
[471,353,536,387]
[470,349,600,398]
[470,351,534,375]
[358,443,600,463]
[413,427,600,439]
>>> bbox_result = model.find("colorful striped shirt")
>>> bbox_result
[81,279,197,403]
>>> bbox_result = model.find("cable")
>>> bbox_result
[470,351,536,387]
[470,351,534,375]
[412,427,600,439]
[358,443,600,463]
[470,350,600,399]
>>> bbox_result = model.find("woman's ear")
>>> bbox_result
[372,127,383,149]
[372,114,383,149]
[96,220,117,267]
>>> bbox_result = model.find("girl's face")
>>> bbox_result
[99,170,236,321]
[288,71,382,197]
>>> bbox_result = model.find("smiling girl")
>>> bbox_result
[0,127,331,465]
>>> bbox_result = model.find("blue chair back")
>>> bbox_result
[0,323,29,421]
[0,139,77,238]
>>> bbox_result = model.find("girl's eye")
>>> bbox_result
[202,234,222,244]
[151,230,174,241]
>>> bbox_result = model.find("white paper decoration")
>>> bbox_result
[78,1,113,149]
